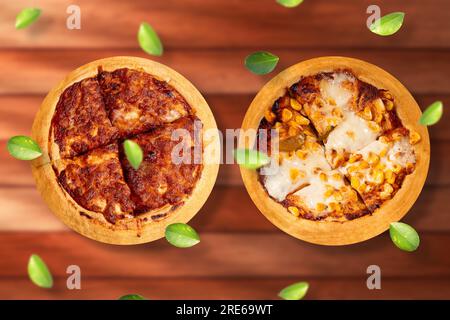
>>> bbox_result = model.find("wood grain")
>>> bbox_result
[1,277,449,300]
[0,232,449,278]
[0,185,449,232]
[0,49,449,95]
[1,94,448,140]
[2,0,449,49]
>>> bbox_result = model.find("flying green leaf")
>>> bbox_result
[234,149,270,170]
[7,136,42,160]
[123,139,143,170]
[245,51,279,75]
[277,0,304,8]
[15,8,41,29]
[165,223,200,248]
[419,101,443,126]
[369,12,405,36]
[119,294,147,300]
[28,254,53,288]
[138,22,164,56]
[389,222,420,252]
[278,282,309,300]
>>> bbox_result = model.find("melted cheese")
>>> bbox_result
[325,112,380,155]
[319,72,356,108]
[261,147,331,201]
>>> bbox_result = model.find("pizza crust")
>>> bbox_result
[31,56,220,245]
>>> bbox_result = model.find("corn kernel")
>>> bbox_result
[382,91,393,100]
[368,121,381,133]
[288,125,300,137]
[367,152,380,165]
[358,183,367,194]
[332,173,341,180]
[316,203,327,212]
[359,160,369,169]
[406,162,415,172]
[372,170,384,185]
[409,130,421,144]
[296,150,308,160]
[295,114,310,125]
[351,176,360,189]
[374,98,385,112]
[319,172,328,182]
[392,163,402,174]
[348,165,357,174]
[329,202,337,211]
[265,110,276,123]
[324,188,334,198]
[331,107,343,118]
[290,98,302,111]
[385,170,396,184]
[334,191,343,201]
[362,106,373,120]
[385,100,394,111]
[379,136,389,144]
[379,148,388,158]
[349,154,362,163]
[288,206,300,217]
[328,98,337,106]
[281,108,293,122]
[290,168,300,181]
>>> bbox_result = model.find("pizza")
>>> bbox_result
[48,67,202,225]
[258,69,421,221]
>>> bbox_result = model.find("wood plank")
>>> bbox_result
[0,232,449,278]
[0,49,449,95]
[1,94,448,140]
[2,139,449,187]
[2,0,449,49]
[0,185,449,232]
[0,277,449,300]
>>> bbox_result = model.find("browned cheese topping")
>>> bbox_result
[50,68,202,223]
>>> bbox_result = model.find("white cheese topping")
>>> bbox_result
[325,112,380,155]
[261,147,331,201]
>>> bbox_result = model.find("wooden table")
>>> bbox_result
[0,0,449,299]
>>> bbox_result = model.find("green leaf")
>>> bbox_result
[245,51,279,75]
[138,22,164,56]
[419,101,443,126]
[7,135,42,160]
[369,12,405,36]
[165,223,200,248]
[279,282,309,300]
[234,149,270,170]
[15,8,41,29]
[27,254,53,288]
[389,222,420,252]
[277,0,304,8]
[123,139,143,170]
[119,294,147,300]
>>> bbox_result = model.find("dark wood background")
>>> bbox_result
[0,0,449,299]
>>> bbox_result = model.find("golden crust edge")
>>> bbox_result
[31,56,220,245]
[239,56,430,246]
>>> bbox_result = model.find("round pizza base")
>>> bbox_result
[31,56,220,245]
[239,56,430,246]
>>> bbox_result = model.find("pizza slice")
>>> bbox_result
[284,169,368,220]
[289,70,358,138]
[120,116,202,214]
[51,78,119,158]
[340,127,419,211]
[324,80,401,168]
[55,144,135,223]
[98,68,191,138]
